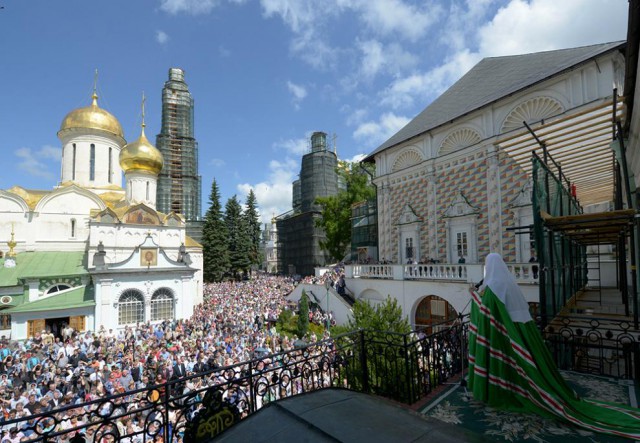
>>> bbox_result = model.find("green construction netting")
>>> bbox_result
[532,157,587,322]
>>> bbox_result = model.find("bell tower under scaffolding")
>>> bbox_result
[156,68,203,241]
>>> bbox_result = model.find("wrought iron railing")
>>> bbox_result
[3,314,638,442]
[542,315,640,379]
[0,322,467,442]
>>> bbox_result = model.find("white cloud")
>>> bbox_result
[258,0,441,70]
[375,0,626,114]
[209,158,226,167]
[352,0,442,41]
[218,45,231,57]
[344,153,366,163]
[273,136,309,156]
[353,112,410,148]
[156,30,170,45]
[159,0,220,15]
[357,39,418,80]
[260,0,341,69]
[260,0,328,33]
[237,158,298,223]
[477,0,627,57]
[345,107,368,127]
[15,146,61,179]
[287,81,307,109]
[39,145,61,160]
[379,49,481,109]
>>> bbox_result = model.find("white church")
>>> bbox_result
[0,88,203,340]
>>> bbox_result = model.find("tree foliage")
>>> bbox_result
[201,179,229,282]
[224,195,252,277]
[201,180,263,280]
[297,290,310,338]
[315,161,375,262]
[342,296,412,401]
[243,189,262,267]
[346,296,411,334]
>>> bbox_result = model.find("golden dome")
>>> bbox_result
[119,127,164,175]
[59,93,124,138]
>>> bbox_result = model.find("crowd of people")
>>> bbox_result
[0,274,333,442]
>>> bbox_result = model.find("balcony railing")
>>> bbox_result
[346,262,539,284]
[0,322,467,442]
[3,312,638,442]
[542,315,640,379]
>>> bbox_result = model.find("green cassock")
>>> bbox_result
[468,285,640,440]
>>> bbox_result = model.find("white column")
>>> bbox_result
[426,166,437,260]
[486,145,503,254]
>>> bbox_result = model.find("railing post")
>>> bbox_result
[359,329,369,393]
[248,359,255,414]
[634,342,640,381]
[163,378,171,442]
[403,334,413,403]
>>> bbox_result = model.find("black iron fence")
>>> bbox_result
[3,314,639,442]
[542,315,640,380]
[0,322,467,442]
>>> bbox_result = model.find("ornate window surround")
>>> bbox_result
[442,190,480,263]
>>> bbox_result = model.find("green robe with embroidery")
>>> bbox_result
[468,286,640,439]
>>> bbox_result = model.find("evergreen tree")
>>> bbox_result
[201,179,229,282]
[297,290,310,338]
[224,195,252,278]
[243,189,262,267]
[315,161,376,262]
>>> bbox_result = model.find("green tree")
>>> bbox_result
[201,179,229,282]
[243,189,262,267]
[297,290,310,338]
[315,161,375,262]
[345,296,411,334]
[337,296,413,401]
[224,195,252,278]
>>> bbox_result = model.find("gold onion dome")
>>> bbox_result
[119,126,164,175]
[59,93,124,138]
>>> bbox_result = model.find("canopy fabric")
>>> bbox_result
[468,254,640,439]
[495,95,624,206]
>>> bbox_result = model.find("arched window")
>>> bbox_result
[414,295,457,334]
[70,219,76,238]
[146,181,150,201]
[46,284,71,295]
[118,290,144,325]
[108,147,113,183]
[151,288,174,321]
[72,144,77,180]
[89,144,96,181]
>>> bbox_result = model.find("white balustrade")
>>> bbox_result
[346,262,539,284]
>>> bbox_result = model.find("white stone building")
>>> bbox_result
[0,89,203,339]
[349,42,626,329]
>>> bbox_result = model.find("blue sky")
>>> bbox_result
[0,0,628,223]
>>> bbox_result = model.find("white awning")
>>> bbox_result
[496,95,625,206]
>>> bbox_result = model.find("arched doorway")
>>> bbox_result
[414,295,458,334]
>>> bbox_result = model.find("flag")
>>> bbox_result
[468,253,640,439]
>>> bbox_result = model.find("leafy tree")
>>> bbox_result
[224,195,252,278]
[297,290,310,338]
[346,296,411,334]
[339,296,412,400]
[243,189,262,267]
[315,161,375,262]
[201,179,229,282]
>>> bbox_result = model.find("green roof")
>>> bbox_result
[4,285,94,313]
[0,251,87,286]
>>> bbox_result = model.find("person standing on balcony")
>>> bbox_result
[529,252,538,279]
[458,254,466,277]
